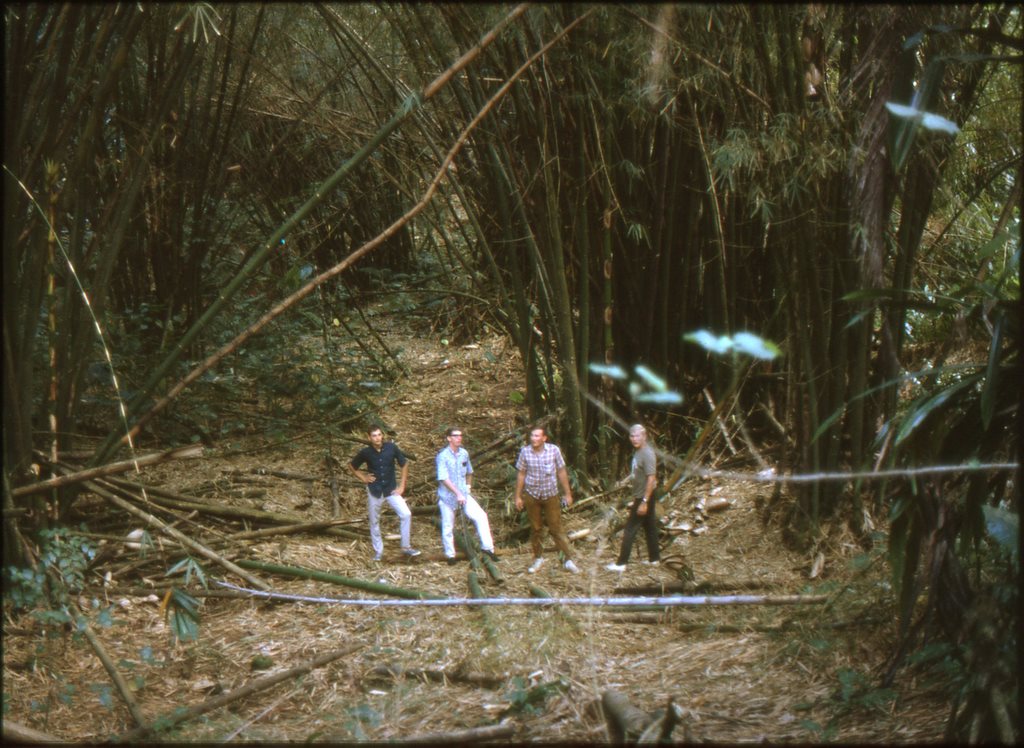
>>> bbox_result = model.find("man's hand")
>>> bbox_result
[637,500,648,516]
[514,495,523,511]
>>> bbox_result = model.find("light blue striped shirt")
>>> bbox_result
[436,446,472,509]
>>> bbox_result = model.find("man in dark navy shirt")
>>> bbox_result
[349,425,421,561]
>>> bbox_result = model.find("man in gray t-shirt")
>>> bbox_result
[606,424,660,572]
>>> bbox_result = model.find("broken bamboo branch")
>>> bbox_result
[2,720,62,743]
[370,664,509,689]
[395,723,516,744]
[70,603,148,728]
[14,445,203,498]
[104,476,363,541]
[109,644,362,744]
[602,689,653,743]
[233,558,442,600]
[83,478,270,591]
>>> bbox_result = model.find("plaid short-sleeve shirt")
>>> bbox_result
[515,443,565,499]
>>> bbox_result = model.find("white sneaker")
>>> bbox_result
[564,559,580,574]
[642,560,659,566]
[527,558,545,573]
[605,562,626,572]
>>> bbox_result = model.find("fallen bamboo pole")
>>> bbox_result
[233,559,443,600]
[83,478,270,592]
[396,723,517,744]
[104,477,364,541]
[370,664,509,689]
[217,581,828,607]
[70,605,148,728]
[3,720,62,743]
[14,445,203,498]
[529,584,582,631]
[108,644,362,744]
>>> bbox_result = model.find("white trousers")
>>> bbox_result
[367,490,413,555]
[438,496,493,558]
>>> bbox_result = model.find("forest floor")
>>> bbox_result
[2,311,953,743]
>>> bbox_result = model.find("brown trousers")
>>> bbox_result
[523,492,573,560]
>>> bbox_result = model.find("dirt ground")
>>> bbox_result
[2,318,952,743]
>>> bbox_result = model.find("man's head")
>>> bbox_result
[367,426,385,448]
[445,427,464,449]
[528,426,548,449]
[628,424,647,448]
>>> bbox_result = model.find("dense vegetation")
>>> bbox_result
[4,3,1020,741]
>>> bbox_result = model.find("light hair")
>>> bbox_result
[629,424,646,436]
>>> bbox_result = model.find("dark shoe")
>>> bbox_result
[446,557,458,565]
[482,549,499,562]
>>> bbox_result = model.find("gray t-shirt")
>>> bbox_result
[630,444,656,498]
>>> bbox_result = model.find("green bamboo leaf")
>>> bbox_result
[168,588,201,643]
[894,376,978,445]
[980,312,1004,430]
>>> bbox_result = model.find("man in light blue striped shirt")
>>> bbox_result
[436,426,496,564]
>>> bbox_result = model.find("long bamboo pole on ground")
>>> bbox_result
[71,604,148,728]
[83,478,270,591]
[109,644,363,744]
[13,445,203,497]
[104,477,364,541]
[233,559,442,600]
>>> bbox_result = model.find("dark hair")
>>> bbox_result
[445,426,463,437]
[367,424,384,436]
[529,424,548,437]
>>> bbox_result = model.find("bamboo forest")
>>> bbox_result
[3,4,1020,743]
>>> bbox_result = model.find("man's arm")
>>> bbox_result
[396,460,409,495]
[514,469,526,510]
[637,473,657,516]
[557,466,573,507]
[348,454,373,484]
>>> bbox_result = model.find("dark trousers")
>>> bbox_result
[616,497,660,564]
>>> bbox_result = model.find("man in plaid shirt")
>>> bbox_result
[514,425,579,574]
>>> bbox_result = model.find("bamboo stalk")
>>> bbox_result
[529,584,582,631]
[13,445,203,498]
[71,605,148,728]
[467,571,499,640]
[110,644,362,743]
[83,478,270,591]
[396,723,516,744]
[104,477,363,541]
[233,559,442,600]
[2,720,63,743]
[602,690,652,743]
[370,664,508,689]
